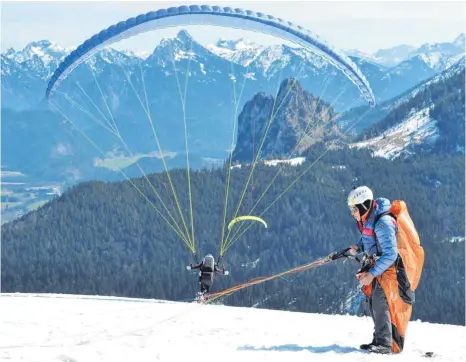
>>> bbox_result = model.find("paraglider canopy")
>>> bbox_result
[228,216,268,230]
[45,4,376,107]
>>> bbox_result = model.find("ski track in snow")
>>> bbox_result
[1,293,465,362]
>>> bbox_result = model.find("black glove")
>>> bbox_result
[330,247,351,260]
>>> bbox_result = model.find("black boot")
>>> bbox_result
[366,344,392,354]
[360,343,375,350]
[360,338,376,350]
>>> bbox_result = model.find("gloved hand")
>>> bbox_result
[348,245,359,256]
[186,265,191,270]
[331,247,351,260]
[224,270,229,275]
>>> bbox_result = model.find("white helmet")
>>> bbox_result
[347,186,373,207]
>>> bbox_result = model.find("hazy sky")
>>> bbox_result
[1,1,465,53]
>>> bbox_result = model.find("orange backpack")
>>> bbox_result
[374,200,425,291]
[372,200,425,353]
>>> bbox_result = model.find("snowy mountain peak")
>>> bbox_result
[120,49,151,60]
[4,40,67,66]
[345,49,374,60]
[416,35,465,58]
[148,30,215,66]
[354,34,465,70]
[26,40,53,48]
[176,29,194,44]
[255,44,288,72]
[454,33,465,47]
[417,52,446,71]
[157,30,201,53]
[207,37,264,67]
[215,38,259,51]
[215,39,238,50]
[4,48,16,58]
[372,44,417,67]
[23,40,65,55]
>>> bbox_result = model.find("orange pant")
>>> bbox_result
[362,265,413,353]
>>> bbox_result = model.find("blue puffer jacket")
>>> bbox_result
[356,198,398,277]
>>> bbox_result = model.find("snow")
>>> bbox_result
[443,236,465,243]
[244,72,257,80]
[1,293,464,362]
[199,63,206,75]
[418,52,444,70]
[207,38,264,67]
[231,157,306,170]
[174,50,195,61]
[350,108,439,159]
[289,47,328,68]
[207,44,235,58]
[257,45,289,72]
[241,258,261,268]
[445,53,466,70]
[5,40,68,66]
[1,171,25,177]
[344,35,465,69]
[395,57,464,106]
[120,50,151,60]
[264,157,306,167]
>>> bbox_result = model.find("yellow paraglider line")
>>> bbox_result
[228,105,373,247]
[226,72,335,244]
[221,63,309,255]
[56,86,189,244]
[88,69,192,247]
[228,83,353,244]
[220,60,253,254]
[117,61,194,250]
[57,90,117,136]
[91,71,120,133]
[74,81,119,134]
[168,39,197,252]
[49,102,193,249]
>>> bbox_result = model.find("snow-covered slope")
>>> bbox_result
[1,293,464,362]
[230,157,306,170]
[349,108,438,159]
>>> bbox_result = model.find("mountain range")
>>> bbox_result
[2,31,464,111]
[346,33,465,68]
[1,30,464,223]
[1,31,464,322]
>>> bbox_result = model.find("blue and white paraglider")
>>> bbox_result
[46,5,375,107]
[45,4,377,259]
